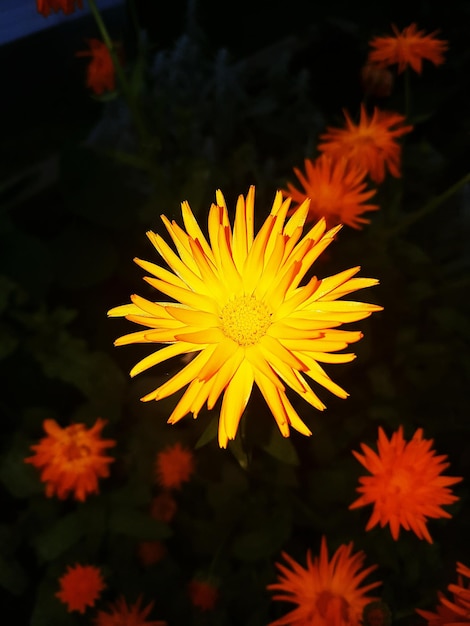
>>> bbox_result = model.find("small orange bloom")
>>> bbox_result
[76,39,116,95]
[188,579,219,612]
[25,418,115,501]
[56,564,105,613]
[368,24,448,74]
[155,442,195,490]
[360,63,394,98]
[417,562,470,626]
[284,155,379,230]
[268,536,381,626]
[138,541,167,567]
[94,595,167,626]
[37,0,83,16]
[150,492,178,523]
[350,426,462,543]
[318,105,413,184]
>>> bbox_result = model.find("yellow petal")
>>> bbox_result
[175,327,225,344]
[144,277,219,314]
[220,360,254,441]
[130,343,199,377]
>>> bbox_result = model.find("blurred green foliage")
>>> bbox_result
[1,1,470,625]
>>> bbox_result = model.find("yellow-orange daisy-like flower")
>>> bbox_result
[416,562,470,626]
[76,39,116,95]
[25,418,115,502]
[188,579,219,612]
[108,187,382,448]
[37,0,82,16]
[368,24,448,75]
[94,596,167,626]
[349,426,462,543]
[155,443,195,489]
[267,536,381,626]
[284,155,379,230]
[56,564,105,613]
[318,105,413,183]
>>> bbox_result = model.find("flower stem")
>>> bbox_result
[86,0,152,154]
[387,171,470,237]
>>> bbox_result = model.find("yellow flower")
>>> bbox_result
[109,188,382,447]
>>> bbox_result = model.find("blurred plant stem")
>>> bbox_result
[87,0,160,173]
[386,171,470,237]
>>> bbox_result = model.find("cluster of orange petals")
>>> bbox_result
[76,39,116,95]
[284,154,379,230]
[350,426,462,543]
[37,0,82,16]
[368,24,448,74]
[318,105,413,184]
[268,537,380,626]
[25,418,115,501]
[188,579,219,612]
[155,442,195,490]
[56,564,105,613]
[94,596,167,626]
[417,562,470,626]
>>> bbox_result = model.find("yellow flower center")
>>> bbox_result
[220,295,272,346]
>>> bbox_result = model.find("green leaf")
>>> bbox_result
[231,508,291,561]
[34,512,84,561]
[0,440,43,499]
[0,554,28,595]
[261,428,299,466]
[195,414,218,448]
[108,508,172,540]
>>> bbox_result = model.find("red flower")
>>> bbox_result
[155,443,195,490]
[350,426,462,543]
[150,492,177,523]
[417,562,470,625]
[318,105,413,183]
[368,24,448,74]
[25,418,115,501]
[188,579,219,612]
[37,0,82,16]
[56,564,105,613]
[268,537,380,626]
[284,154,379,230]
[138,541,167,567]
[94,596,167,626]
[76,39,116,95]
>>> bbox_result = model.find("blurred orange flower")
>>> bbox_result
[416,562,470,625]
[56,564,105,613]
[368,24,448,74]
[76,39,116,95]
[25,418,115,501]
[155,443,195,490]
[37,0,82,16]
[94,595,167,626]
[318,105,413,183]
[150,491,178,523]
[350,426,462,543]
[268,537,380,626]
[138,541,167,567]
[360,63,394,98]
[284,155,379,230]
[188,579,219,611]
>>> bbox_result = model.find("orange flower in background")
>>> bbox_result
[188,579,219,611]
[94,595,167,626]
[284,155,379,230]
[76,39,116,95]
[350,426,462,543]
[25,418,115,501]
[37,0,83,16]
[268,536,381,626]
[108,187,382,447]
[417,562,470,626]
[56,564,105,613]
[138,541,167,567]
[151,491,178,523]
[155,443,195,490]
[368,24,448,74]
[318,105,413,183]
[360,63,394,98]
